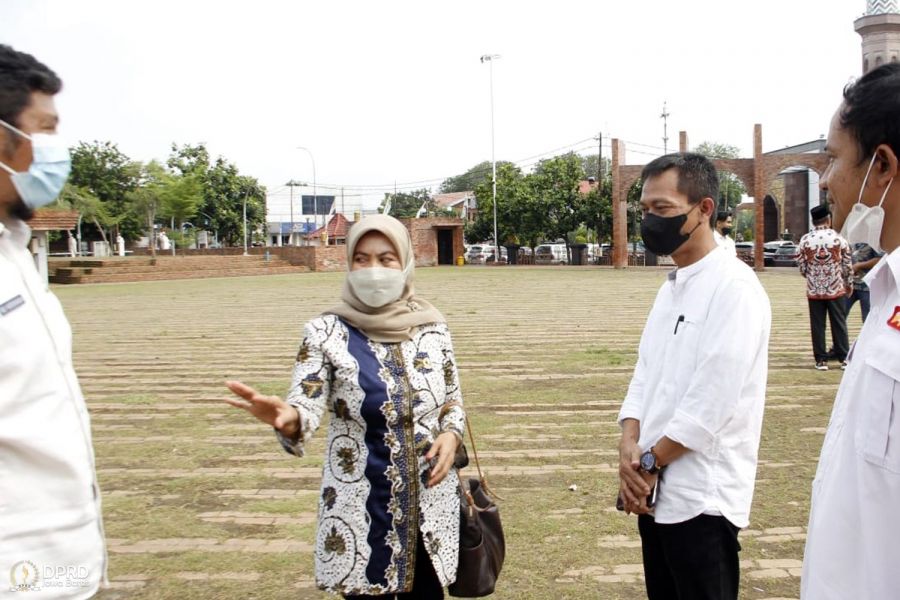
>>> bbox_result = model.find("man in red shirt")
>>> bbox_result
[796,204,852,370]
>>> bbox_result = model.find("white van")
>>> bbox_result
[534,243,568,265]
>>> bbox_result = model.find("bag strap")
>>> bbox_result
[442,400,504,505]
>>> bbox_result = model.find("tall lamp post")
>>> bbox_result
[480,54,501,262]
[297,146,318,234]
[285,180,303,246]
[242,190,250,256]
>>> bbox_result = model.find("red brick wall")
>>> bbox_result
[138,245,348,272]
[399,217,465,267]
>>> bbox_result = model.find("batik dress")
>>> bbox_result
[277,314,466,596]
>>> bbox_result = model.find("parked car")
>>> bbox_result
[772,244,800,267]
[763,241,796,266]
[466,244,496,264]
[485,247,508,264]
[735,241,754,266]
[534,243,568,265]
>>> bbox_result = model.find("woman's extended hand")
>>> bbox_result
[225,380,300,438]
[424,431,461,488]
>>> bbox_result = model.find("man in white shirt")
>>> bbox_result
[713,210,737,256]
[801,62,900,600]
[617,153,771,600]
[0,45,106,597]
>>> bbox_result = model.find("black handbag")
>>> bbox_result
[448,418,505,598]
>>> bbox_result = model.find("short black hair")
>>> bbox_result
[641,153,719,228]
[840,62,900,165]
[716,210,732,223]
[0,44,61,128]
[812,215,831,226]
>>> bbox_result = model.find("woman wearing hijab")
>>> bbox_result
[226,215,466,599]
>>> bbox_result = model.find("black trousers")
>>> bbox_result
[638,514,741,600]
[808,298,849,362]
[347,534,444,600]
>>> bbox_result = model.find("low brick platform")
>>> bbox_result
[49,255,310,284]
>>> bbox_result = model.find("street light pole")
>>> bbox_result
[481,54,501,263]
[297,147,318,232]
[285,180,303,246]
[242,190,249,256]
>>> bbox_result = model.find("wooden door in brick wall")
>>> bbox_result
[437,229,454,265]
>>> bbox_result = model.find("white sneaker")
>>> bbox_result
[815,361,829,371]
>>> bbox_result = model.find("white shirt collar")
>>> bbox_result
[667,245,724,285]
[0,217,30,248]
[865,246,900,295]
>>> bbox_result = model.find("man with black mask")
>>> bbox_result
[714,210,736,256]
[616,153,771,600]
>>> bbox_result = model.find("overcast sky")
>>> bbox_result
[2,0,864,209]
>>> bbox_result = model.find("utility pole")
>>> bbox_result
[341,187,345,216]
[660,101,670,154]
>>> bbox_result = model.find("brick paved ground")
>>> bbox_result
[49,266,858,599]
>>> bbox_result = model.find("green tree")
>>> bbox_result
[68,141,140,238]
[57,184,115,244]
[467,163,539,248]
[580,154,611,183]
[694,141,746,212]
[125,161,168,257]
[379,188,447,219]
[439,160,514,194]
[530,153,586,250]
[579,177,613,243]
[159,174,203,229]
[167,144,267,245]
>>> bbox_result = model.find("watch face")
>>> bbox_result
[640,452,656,471]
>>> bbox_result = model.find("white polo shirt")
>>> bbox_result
[618,246,771,527]
[802,248,900,599]
[0,218,106,598]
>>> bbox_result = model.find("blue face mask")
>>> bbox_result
[0,119,71,210]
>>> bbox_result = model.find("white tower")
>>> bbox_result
[855,0,900,73]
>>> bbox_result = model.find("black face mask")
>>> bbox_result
[721,226,733,236]
[640,203,702,256]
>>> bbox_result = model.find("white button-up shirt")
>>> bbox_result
[801,247,900,600]
[0,218,106,598]
[714,230,737,256]
[618,246,771,527]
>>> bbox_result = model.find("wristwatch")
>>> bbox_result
[639,447,660,475]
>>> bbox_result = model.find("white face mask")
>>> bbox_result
[0,119,71,209]
[347,266,407,308]
[841,153,894,253]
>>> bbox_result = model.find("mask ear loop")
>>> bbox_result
[0,118,29,139]
[876,176,894,208]
[857,154,879,205]
[0,119,33,175]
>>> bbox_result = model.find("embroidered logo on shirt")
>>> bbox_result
[889,306,900,332]
[0,294,25,316]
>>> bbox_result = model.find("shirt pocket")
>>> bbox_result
[672,310,706,379]
[854,338,900,473]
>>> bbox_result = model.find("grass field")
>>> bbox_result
[55,265,859,600]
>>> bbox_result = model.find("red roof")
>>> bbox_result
[28,208,79,231]
[578,179,599,195]
[433,191,473,208]
[309,213,351,239]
